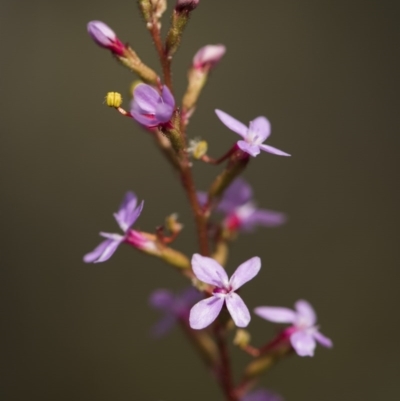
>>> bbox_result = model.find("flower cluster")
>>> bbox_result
[85,4,332,401]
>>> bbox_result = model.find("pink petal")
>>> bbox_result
[191,254,229,287]
[237,140,260,157]
[149,289,175,310]
[155,103,174,124]
[259,144,290,156]
[313,330,333,348]
[215,109,248,138]
[249,116,271,141]
[189,296,224,329]
[290,330,316,357]
[133,84,160,112]
[225,293,250,327]
[254,306,296,323]
[241,209,287,231]
[161,85,175,108]
[83,238,123,263]
[229,256,261,291]
[295,300,317,326]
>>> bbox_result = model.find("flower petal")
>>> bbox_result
[189,296,224,329]
[113,191,138,232]
[290,330,316,357]
[249,116,271,141]
[240,209,287,231]
[295,299,317,326]
[131,109,156,127]
[259,144,290,156]
[191,253,229,287]
[155,103,174,124]
[215,109,248,138]
[254,306,296,323]
[161,85,175,108]
[83,237,123,263]
[217,178,253,213]
[149,289,175,310]
[225,293,250,327]
[237,140,261,157]
[229,256,261,291]
[313,330,333,348]
[133,84,160,112]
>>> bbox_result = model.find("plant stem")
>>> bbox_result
[214,321,238,401]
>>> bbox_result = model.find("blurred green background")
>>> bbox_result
[1,0,399,400]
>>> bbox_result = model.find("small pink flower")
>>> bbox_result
[215,109,290,157]
[83,191,152,263]
[131,84,175,128]
[189,254,261,329]
[175,0,200,12]
[254,300,333,357]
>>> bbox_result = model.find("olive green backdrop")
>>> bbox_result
[1,1,399,400]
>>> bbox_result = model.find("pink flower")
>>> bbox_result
[83,191,155,263]
[254,300,333,357]
[189,254,261,329]
[149,287,201,337]
[131,84,175,128]
[198,178,286,232]
[215,109,290,157]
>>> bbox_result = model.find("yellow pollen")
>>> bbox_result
[105,92,122,108]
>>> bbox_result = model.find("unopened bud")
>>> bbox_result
[233,329,251,347]
[105,92,122,108]
[193,44,226,70]
[188,139,208,159]
[87,21,125,56]
[175,0,200,13]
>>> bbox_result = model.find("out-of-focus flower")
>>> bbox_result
[215,109,290,157]
[149,287,202,337]
[198,178,286,232]
[254,300,333,357]
[242,388,284,401]
[193,44,226,70]
[131,84,175,128]
[87,21,125,56]
[84,191,151,263]
[189,254,261,329]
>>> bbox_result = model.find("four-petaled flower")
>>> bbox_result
[131,83,175,128]
[189,254,261,329]
[87,21,125,56]
[254,300,333,357]
[215,109,290,157]
[241,388,284,401]
[149,287,202,337]
[198,178,286,232]
[83,191,146,263]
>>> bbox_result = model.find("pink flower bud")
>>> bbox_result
[175,0,200,13]
[193,44,226,70]
[87,20,125,56]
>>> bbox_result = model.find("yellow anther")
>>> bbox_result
[189,139,208,159]
[105,92,122,108]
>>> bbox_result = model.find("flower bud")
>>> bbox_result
[175,0,200,13]
[193,44,226,70]
[87,21,125,56]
